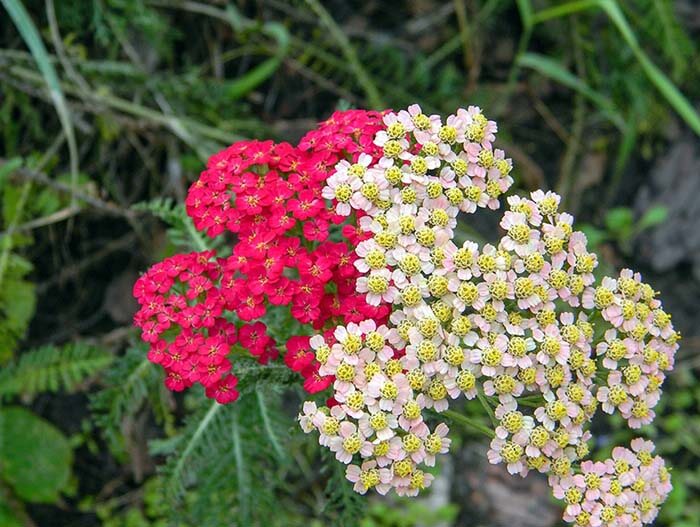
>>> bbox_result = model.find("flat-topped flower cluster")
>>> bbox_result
[133,103,678,527]
[297,105,677,526]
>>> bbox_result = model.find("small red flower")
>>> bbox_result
[205,375,239,404]
[284,336,315,372]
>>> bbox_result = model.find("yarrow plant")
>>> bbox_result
[134,104,679,526]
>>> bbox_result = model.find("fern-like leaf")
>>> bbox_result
[90,344,173,460]
[0,252,36,363]
[0,341,112,397]
[322,448,365,527]
[152,357,300,525]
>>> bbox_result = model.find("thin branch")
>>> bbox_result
[1,159,133,218]
[0,205,81,237]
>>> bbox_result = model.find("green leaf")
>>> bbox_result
[0,407,72,502]
[303,0,384,108]
[132,198,210,252]
[0,503,23,527]
[529,0,700,135]
[0,253,36,363]
[515,0,535,31]
[90,346,170,461]
[222,22,289,101]
[579,224,608,249]
[660,476,687,520]
[532,0,599,24]
[605,207,634,235]
[637,204,668,231]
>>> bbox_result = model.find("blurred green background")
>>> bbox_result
[1,1,699,526]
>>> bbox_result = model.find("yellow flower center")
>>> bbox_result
[501,442,523,463]
[387,122,406,139]
[369,412,388,431]
[365,249,386,270]
[428,275,449,297]
[365,331,385,351]
[452,158,468,176]
[380,380,399,400]
[383,140,403,158]
[456,370,476,391]
[444,345,465,366]
[336,363,355,382]
[402,433,422,453]
[508,224,531,244]
[343,433,362,454]
[401,285,422,306]
[402,401,421,421]
[367,274,388,294]
[438,125,457,143]
[335,183,352,202]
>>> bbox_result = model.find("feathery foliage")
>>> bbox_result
[150,354,300,526]
[0,252,35,364]
[90,344,173,460]
[322,448,365,527]
[0,341,112,398]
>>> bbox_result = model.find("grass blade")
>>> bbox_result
[532,0,599,24]
[515,0,535,30]
[304,0,385,109]
[528,0,700,135]
[517,52,624,130]
[1,0,79,205]
[597,0,700,135]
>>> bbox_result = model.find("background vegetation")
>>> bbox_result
[1,1,699,526]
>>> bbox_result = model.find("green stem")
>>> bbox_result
[476,388,498,427]
[443,409,495,439]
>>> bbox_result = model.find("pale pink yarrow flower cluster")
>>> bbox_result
[298,104,678,526]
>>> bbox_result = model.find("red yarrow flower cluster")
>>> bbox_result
[134,110,391,403]
[132,251,241,403]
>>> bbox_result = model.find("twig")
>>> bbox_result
[0,133,65,288]
[283,57,359,104]
[496,138,547,190]
[37,232,138,294]
[45,0,91,93]
[0,480,38,527]
[0,205,81,237]
[0,182,31,289]
[5,64,244,146]
[526,84,571,143]
[495,13,533,117]
[1,159,133,218]
[476,388,498,427]
[442,409,495,438]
